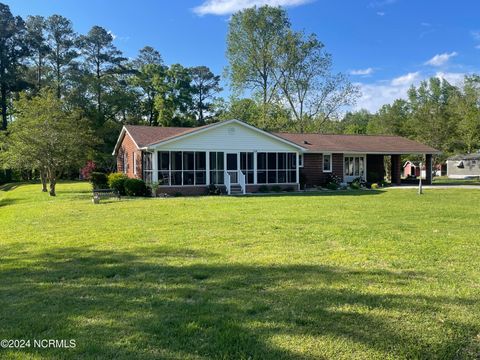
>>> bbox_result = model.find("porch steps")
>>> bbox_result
[229,184,244,195]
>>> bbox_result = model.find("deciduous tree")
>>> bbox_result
[2,91,95,195]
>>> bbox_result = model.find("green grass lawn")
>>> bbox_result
[1,182,479,359]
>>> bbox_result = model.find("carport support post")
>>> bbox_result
[425,154,433,185]
[391,155,402,185]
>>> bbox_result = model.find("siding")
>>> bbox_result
[447,159,480,178]
[154,122,299,152]
[116,133,143,179]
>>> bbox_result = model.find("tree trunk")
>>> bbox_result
[40,170,48,192]
[48,169,57,196]
[49,178,56,196]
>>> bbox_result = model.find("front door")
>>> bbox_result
[226,153,238,183]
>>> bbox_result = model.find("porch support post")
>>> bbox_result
[152,150,158,183]
[253,151,258,184]
[206,151,210,185]
[391,154,401,186]
[425,154,433,185]
[296,152,300,185]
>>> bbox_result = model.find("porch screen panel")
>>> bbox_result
[287,153,296,183]
[257,153,267,184]
[257,152,297,184]
[240,152,254,184]
[183,152,195,185]
[195,152,206,185]
[158,151,170,185]
[209,152,224,184]
[171,152,182,185]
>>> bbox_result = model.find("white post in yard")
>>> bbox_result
[418,162,423,195]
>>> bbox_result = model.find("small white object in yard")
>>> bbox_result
[418,163,423,195]
[93,194,100,204]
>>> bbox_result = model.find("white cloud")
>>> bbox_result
[391,71,420,86]
[471,30,480,41]
[193,0,311,16]
[435,71,464,85]
[476,44,480,49]
[421,22,431,27]
[350,68,374,76]
[424,52,457,66]
[376,11,385,16]
[354,70,468,112]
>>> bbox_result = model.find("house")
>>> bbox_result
[447,154,480,179]
[112,119,440,195]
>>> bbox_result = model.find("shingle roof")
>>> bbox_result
[121,122,440,154]
[124,125,205,148]
[274,133,440,154]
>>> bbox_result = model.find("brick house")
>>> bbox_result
[112,119,439,195]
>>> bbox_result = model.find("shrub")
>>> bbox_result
[271,185,282,192]
[174,192,183,197]
[325,173,341,187]
[124,178,147,196]
[350,177,366,190]
[284,187,295,192]
[371,183,379,189]
[149,181,160,197]
[206,184,221,195]
[108,172,128,195]
[326,182,339,190]
[258,185,269,193]
[90,172,108,189]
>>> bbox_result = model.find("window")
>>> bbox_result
[209,152,224,184]
[142,152,153,183]
[122,152,128,174]
[257,152,297,184]
[133,153,137,175]
[323,154,332,172]
[299,154,304,167]
[344,156,365,178]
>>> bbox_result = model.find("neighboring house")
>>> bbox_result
[447,154,480,179]
[112,119,439,195]
[403,161,421,178]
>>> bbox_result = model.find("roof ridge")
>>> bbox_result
[274,132,403,137]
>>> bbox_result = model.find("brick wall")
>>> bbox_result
[116,133,143,179]
[302,153,323,187]
[332,153,344,181]
[301,153,344,187]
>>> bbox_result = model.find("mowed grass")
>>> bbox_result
[0,182,479,360]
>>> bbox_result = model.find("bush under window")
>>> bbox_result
[124,178,147,196]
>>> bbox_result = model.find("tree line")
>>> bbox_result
[1,2,479,193]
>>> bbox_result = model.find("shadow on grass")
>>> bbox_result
[0,183,21,192]
[0,247,477,359]
[246,189,384,198]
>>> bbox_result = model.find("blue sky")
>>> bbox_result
[4,0,480,112]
